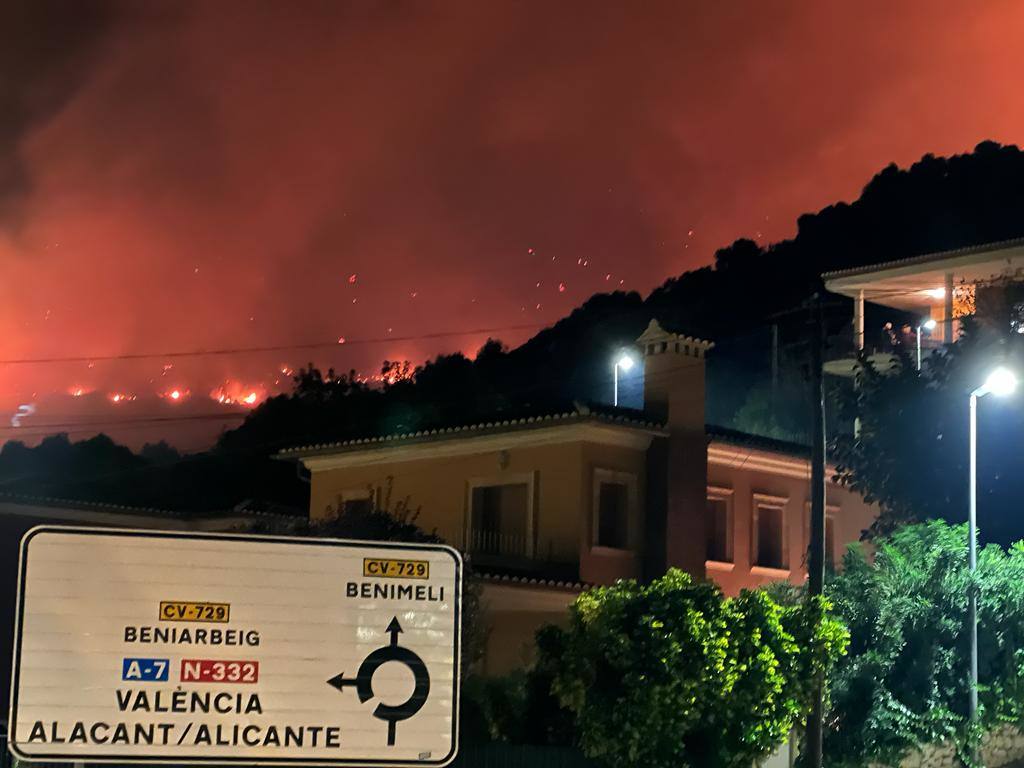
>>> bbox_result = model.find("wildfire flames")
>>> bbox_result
[209,381,265,407]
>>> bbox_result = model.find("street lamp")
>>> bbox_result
[968,366,1018,730]
[613,353,635,407]
[917,318,937,371]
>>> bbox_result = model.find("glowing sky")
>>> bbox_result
[3,0,1024,448]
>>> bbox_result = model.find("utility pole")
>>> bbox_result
[806,292,827,768]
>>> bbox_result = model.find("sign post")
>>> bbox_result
[8,526,462,766]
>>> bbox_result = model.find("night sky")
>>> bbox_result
[3,0,1024,449]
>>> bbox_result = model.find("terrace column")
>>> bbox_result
[944,271,955,343]
[854,290,865,351]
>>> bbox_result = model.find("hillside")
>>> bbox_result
[5,141,1024,512]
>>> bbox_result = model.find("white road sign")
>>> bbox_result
[8,526,462,766]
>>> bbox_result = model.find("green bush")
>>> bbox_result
[539,569,847,768]
[825,521,1024,766]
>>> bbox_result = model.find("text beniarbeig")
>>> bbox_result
[124,626,260,646]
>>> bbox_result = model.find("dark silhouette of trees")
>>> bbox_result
[832,317,1024,544]
[8,142,1024,517]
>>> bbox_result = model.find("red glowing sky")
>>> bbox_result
[3,0,1024,448]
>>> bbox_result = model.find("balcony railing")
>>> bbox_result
[438,526,579,577]
[824,324,945,376]
[828,327,943,359]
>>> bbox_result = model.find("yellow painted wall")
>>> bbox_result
[305,436,880,676]
[309,439,647,573]
[478,583,577,675]
[705,457,877,596]
[579,442,647,583]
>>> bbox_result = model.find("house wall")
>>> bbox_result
[579,442,646,584]
[305,434,880,674]
[308,437,648,585]
[310,442,583,550]
[705,447,877,596]
[478,582,579,676]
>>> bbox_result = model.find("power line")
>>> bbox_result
[0,323,549,366]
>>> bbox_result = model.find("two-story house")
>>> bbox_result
[280,320,878,674]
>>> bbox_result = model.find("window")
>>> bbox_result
[470,481,530,556]
[753,494,788,570]
[597,483,629,548]
[331,489,372,518]
[592,469,636,550]
[706,487,733,563]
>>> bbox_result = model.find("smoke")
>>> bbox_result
[2,0,1024,448]
[0,0,118,227]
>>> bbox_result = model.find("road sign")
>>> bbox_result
[8,526,462,766]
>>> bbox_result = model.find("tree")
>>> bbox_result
[824,521,1024,767]
[14,143,1024,517]
[539,569,847,768]
[831,318,1024,542]
[139,440,181,465]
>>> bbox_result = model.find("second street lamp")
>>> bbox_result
[613,353,635,407]
[967,366,1018,732]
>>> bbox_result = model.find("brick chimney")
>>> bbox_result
[637,319,713,579]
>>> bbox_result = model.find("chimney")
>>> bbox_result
[637,319,713,579]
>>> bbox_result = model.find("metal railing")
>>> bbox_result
[468,528,529,557]
[826,325,943,363]
[437,527,578,568]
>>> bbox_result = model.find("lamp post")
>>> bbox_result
[968,367,1017,731]
[613,353,634,407]
[917,318,937,371]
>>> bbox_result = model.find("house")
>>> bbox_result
[280,320,879,674]
[823,238,1024,375]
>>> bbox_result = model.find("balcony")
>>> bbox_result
[441,527,580,582]
[823,325,944,377]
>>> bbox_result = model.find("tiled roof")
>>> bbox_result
[705,425,811,459]
[821,236,1024,281]
[0,492,301,523]
[0,492,187,519]
[478,571,586,591]
[277,403,667,458]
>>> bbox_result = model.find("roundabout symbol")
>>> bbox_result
[327,617,431,746]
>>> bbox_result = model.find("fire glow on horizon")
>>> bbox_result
[5,1,1024,450]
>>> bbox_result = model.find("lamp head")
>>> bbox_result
[921,318,937,331]
[976,366,1018,398]
[615,354,635,372]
